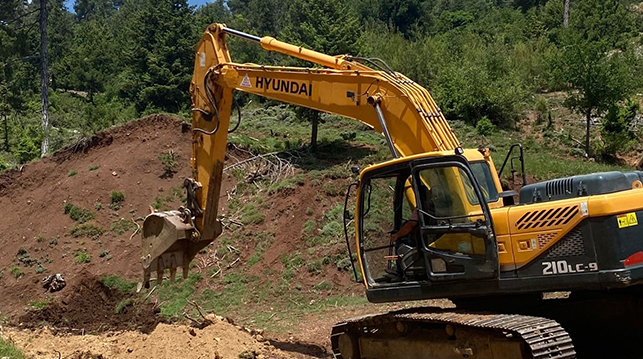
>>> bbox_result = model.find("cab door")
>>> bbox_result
[411,155,499,281]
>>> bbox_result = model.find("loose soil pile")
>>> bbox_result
[3,319,292,359]
[17,272,162,334]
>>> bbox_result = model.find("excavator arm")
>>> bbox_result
[141,23,502,287]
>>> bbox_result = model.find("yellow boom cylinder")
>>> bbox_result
[259,36,347,70]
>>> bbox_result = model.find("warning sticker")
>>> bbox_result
[618,212,638,228]
[240,74,252,88]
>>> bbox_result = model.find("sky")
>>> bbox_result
[62,0,211,12]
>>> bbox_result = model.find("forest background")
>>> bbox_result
[1,0,642,168]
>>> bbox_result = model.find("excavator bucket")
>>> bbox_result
[141,210,212,288]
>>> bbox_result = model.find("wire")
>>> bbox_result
[191,68,221,135]
[228,97,242,133]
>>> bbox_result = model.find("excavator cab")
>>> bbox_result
[353,152,499,295]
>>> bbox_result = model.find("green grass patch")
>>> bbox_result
[28,298,53,311]
[101,275,137,294]
[73,249,91,264]
[267,173,305,194]
[240,204,265,225]
[70,223,104,240]
[88,165,100,171]
[111,219,135,235]
[10,265,23,278]
[67,170,77,177]
[115,298,134,314]
[0,337,26,359]
[109,190,125,210]
[64,202,95,223]
[156,272,203,320]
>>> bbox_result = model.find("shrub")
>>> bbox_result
[597,100,638,160]
[158,151,180,175]
[475,117,496,136]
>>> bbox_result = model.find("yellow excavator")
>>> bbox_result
[141,24,643,359]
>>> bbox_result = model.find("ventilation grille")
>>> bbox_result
[546,178,574,198]
[516,206,579,230]
[537,232,558,249]
[546,228,586,258]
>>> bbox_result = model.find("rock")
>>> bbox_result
[42,273,66,293]
[112,171,117,176]
[189,328,196,336]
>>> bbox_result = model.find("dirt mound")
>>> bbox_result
[18,273,162,334]
[0,114,205,319]
[3,319,293,359]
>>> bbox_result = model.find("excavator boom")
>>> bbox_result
[141,24,501,287]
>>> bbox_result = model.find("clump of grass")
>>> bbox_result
[95,202,103,211]
[70,224,104,240]
[110,219,135,235]
[109,191,125,210]
[10,265,23,278]
[323,182,344,196]
[302,220,316,236]
[240,204,265,225]
[267,173,305,195]
[306,259,323,275]
[88,165,100,171]
[0,337,27,359]
[63,202,95,223]
[313,281,332,291]
[28,298,53,311]
[35,264,47,274]
[101,275,137,294]
[68,170,77,177]
[115,298,134,314]
[247,252,263,267]
[48,236,58,248]
[73,249,91,264]
[156,272,202,320]
[158,151,180,175]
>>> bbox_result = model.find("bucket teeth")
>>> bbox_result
[142,263,187,288]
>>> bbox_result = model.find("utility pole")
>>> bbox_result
[563,0,570,27]
[39,0,50,157]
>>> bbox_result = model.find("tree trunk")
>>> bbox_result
[585,110,591,157]
[39,0,50,158]
[563,0,570,27]
[3,114,8,152]
[311,115,318,152]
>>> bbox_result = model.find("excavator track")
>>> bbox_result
[331,308,576,359]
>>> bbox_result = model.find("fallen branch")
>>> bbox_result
[144,285,157,301]
[227,257,240,269]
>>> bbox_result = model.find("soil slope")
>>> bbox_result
[0,115,201,318]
